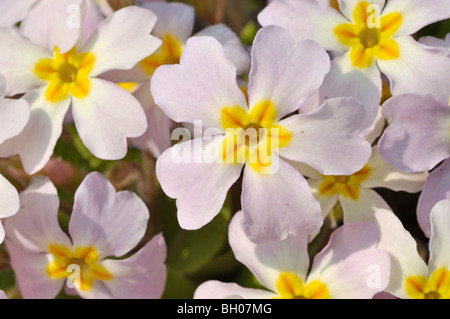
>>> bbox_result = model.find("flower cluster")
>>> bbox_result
[0,0,448,300]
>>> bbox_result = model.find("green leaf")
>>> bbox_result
[166,209,230,275]
[162,267,196,299]
[0,268,15,290]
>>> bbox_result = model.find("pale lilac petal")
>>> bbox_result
[279,97,372,176]
[79,0,105,47]
[71,78,147,160]
[247,25,330,119]
[83,6,162,76]
[0,174,19,221]
[364,107,386,145]
[0,87,71,175]
[258,0,349,51]
[361,146,428,192]
[379,93,450,173]
[308,222,390,299]
[195,24,251,75]
[0,0,36,27]
[0,95,30,144]
[20,0,83,53]
[377,37,450,103]
[69,172,149,259]
[241,159,323,244]
[339,187,391,224]
[129,81,173,158]
[142,1,194,43]
[374,209,429,299]
[5,240,63,299]
[314,54,382,133]
[156,137,244,230]
[419,35,450,54]
[417,159,450,238]
[0,290,6,299]
[194,281,275,299]
[288,160,323,180]
[3,176,72,252]
[0,28,50,96]
[428,200,450,274]
[382,0,450,36]
[101,234,167,299]
[151,36,247,129]
[228,211,310,293]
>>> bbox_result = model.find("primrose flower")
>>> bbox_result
[194,211,390,299]
[295,146,428,224]
[152,25,372,243]
[0,6,162,174]
[379,93,450,173]
[4,172,167,299]
[102,1,250,158]
[375,200,450,299]
[258,0,450,131]
[0,74,29,243]
[417,159,450,237]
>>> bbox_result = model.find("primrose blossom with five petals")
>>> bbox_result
[4,172,167,299]
[194,211,390,299]
[0,5,162,174]
[152,25,372,244]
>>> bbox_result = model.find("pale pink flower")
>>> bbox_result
[4,172,167,299]
[0,6,162,174]
[194,211,390,299]
[152,25,372,243]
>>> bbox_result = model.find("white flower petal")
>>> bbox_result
[142,1,194,43]
[194,281,275,299]
[279,97,372,176]
[69,172,149,259]
[247,25,330,119]
[20,0,83,53]
[241,159,323,244]
[195,23,251,76]
[83,6,162,76]
[71,78,147,160]
[101,234,167,299]
[0,87,70,174]
[151,36,247,129]
[374,209,429,299]
[229,211,310,293]
[377,37,450,103]
[156,137,243,230]
[428,200,450,274]
[0,28,50,96]
[258,0,349,51]
[382,0,450,36]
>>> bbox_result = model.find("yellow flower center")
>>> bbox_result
[34,47,95,103]
[46,244,113,292]
[275,272,330,299]
[334,1,403,68]
[140,33,184,76]
[406,267,450,299]
[220,100,292,174]
[319,165,371,200]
